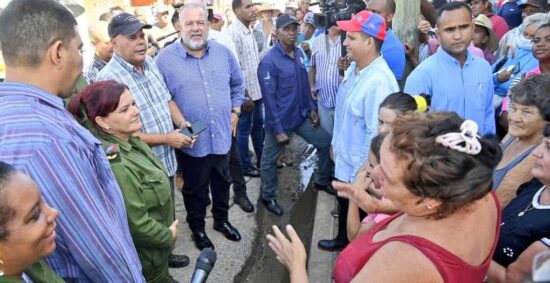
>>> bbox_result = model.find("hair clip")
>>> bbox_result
[413,95,428,113]
[435,120,482,155]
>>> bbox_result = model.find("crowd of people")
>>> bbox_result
[0,0,549,282]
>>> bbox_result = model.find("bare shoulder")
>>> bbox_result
[351,240,444,283]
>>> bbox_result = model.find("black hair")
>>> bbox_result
[0,162,17,240]
[172,10,180,26]
[386,0,396,14]
[436,1,472,25]
[0,0,78,67]
[380,92,431,113]
[232,0,243,12]
[545,124,550,138]
[370,133,386,162]
[373,37,384,53]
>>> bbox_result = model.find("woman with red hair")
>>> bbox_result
[68,80,179,283]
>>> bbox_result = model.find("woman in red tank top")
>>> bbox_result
[267,111,503,283]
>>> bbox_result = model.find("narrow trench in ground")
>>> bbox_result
[234,142,319,283]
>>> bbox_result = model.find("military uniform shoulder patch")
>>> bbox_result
[105,144,121,163]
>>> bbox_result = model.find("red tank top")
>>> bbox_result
[333,192,501,283]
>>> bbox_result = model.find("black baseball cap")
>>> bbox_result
[276,14,299,29]
[108,12,152,38]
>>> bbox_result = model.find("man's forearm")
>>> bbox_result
[134,131,170,147]
[169,100,187,128]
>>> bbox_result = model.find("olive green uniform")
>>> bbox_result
[0,260,64,283]
[100,134,174,283]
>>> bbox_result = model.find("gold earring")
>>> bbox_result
[0,259,4,276]
[426,204,433,210]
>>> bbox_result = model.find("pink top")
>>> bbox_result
[490,14,510,40]
[333,192,501,283]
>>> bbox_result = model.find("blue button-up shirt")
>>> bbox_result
[155,40,245,158]
[405,48,495,135]
[258,42,316,135]
[332,57,399,182]
[0,83,144,282]
[97,54,177,177]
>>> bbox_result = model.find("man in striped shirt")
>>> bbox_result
[229,0,265,179]
[310,25,342,135]
[0,0,145,281]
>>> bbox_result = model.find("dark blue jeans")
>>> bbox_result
[237,99,264,170]
[260,119,334,200]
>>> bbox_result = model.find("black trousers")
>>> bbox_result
[336,195,368,242]
[177,151,231,233]
[229,136,247,195]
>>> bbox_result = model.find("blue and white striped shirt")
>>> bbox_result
[97,54,177,177]
[0,83,144,282]
[155,40,246,158]
[311,32,341,108]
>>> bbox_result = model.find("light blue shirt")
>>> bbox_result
[155,40,245,158]
[332,57,399,182]
[404,47,496,135]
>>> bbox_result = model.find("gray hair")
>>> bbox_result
[523,13,550,30]
[0,0,77,67]
[179,2,208,22]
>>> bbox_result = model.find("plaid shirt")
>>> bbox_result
[84,55,107,83]
[229,19,262,101]
[97,54,177,177]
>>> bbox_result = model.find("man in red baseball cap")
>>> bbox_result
[317,10,399,252]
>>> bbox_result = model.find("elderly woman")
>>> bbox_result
[0,162,62,282]
[492,13,548,104]
[67,81,178,283]
[494,74,550,207]
[488,124,550,283]
[501,23,550,115]
[268,112,502,282]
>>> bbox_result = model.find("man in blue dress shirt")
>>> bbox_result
[258,15,334,216]
[156,3,246,250]
[0,0,144,281]
[405,2,496,136]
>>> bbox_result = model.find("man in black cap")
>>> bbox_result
[97,12,193,269]
[257,14,334,216]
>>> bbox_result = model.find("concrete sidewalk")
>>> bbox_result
[169,176,261,283]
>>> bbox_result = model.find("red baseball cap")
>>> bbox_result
[336,10,387,40]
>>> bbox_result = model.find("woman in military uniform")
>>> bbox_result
[68,80,178,283]
[0,161,64,283]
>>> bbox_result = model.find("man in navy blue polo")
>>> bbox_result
[257,15,334,216]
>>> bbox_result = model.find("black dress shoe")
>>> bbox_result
[315,183,337,196]
[317,238,349,252]
[168,254,190,268]
[191,232,214,250]
[261,198,283,216]
[234,193,255,213]
[213,221,241,241]
[243,168,261,177]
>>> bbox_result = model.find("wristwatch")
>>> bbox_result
[231,109,241,117]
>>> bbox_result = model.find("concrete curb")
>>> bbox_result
[308,192,338,283]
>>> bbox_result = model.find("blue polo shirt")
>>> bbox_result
[258,42,316,135]
[404,47,496,135]
[381,29,406,81]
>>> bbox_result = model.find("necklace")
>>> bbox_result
[518,202,535,217]
[517,185,549,217]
